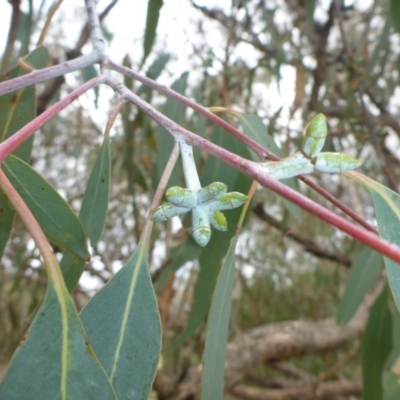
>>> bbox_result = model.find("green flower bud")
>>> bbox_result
[152,202,190,221]
[302,113,327,157]
[208,192,248,211]
[260,151,314,180]
[165,186,197,208]
[197,182,227,204]
[191,206,211,247]
[209,210,228,231]
[314,152,362,173]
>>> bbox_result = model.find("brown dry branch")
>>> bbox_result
[154,276,383,399]
[253,203,352,267]
[229,379,361,400]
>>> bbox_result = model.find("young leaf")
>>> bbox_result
[2,155,89,260]
[383,309,400,398]
[80,239,161,400]
[337,247,382,325]
[362,286,392,400]
[0,280,117,399]
[201,235,238,399]
[60,135,111,291]
[350,173,400,312]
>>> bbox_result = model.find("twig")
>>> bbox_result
[0,52,102,97]
[84,0,106,56]
[253,203,352,267]
[105,76,400,265]
[106,61,376,233]
[0,75,106,163]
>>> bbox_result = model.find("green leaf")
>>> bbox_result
[201,235,238,399]
[233,112,281,159]
[383,309,400,399]
[305,0,316,29]
[138,53,171,100]
[0,280,117,400]
[154,237,202,293]
[79,137,111,247]
[80,239,161,400]
[0,47,49,260]
[350,173,400,312]
[60,136,111,292]
[337,247,382,324]
[2,155,89,260]
[390,0,400,33]
[383,374,400,400]
[142,0,164,65]
[362,285,392,400]
[0,190,15,258]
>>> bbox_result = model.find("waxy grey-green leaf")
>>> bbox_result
[362,286,392,400]
[80,241,161,400]
[337,247,382,325]
[350,173,400,312]
[201,235,238,399]
[0,280,117,400]
[61,135,111,292]
[2,155,89,260]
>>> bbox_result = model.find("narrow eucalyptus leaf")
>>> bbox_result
[192,206,211,247]
[209,211,228,232]
[315,152,362,173]
[165,186,197,208]
[3,156,89,260]
[260,151,314,180]
[197,182,227,204]
[201,235,238,399]
[302,113,327,157]
[152,202,190,221]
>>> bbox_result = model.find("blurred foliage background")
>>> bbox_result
[1,0,400,398]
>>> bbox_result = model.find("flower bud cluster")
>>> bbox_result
[152,182,247,246]
[260,114,362,180]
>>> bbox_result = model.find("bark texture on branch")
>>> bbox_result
[155,277,383,399]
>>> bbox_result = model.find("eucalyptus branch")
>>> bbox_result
[106,60,376,233]
[106,76,400,263]
[84,0,106,56]
[0,75,106,163]
[0,51,102,97]
[141,142,180,243]
[106,60,270,158]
